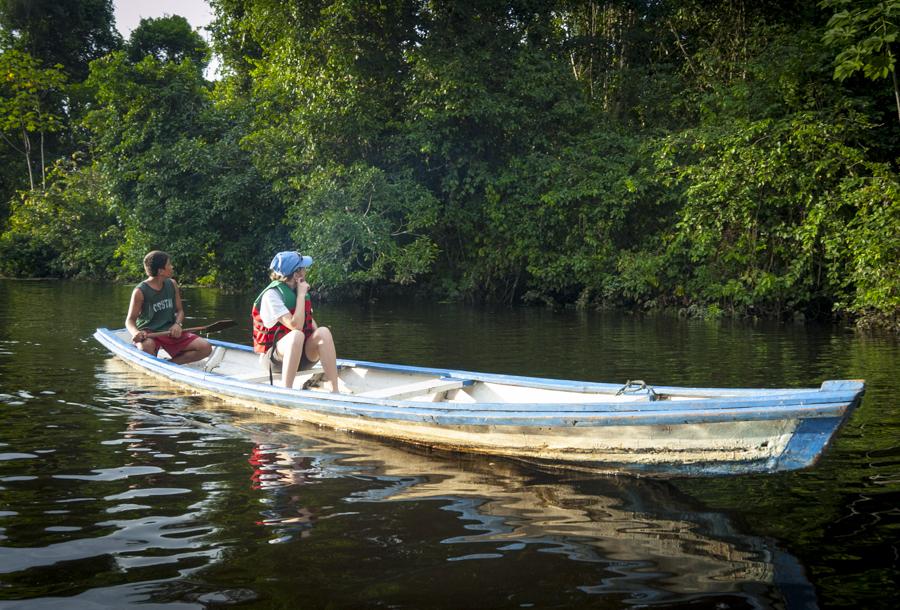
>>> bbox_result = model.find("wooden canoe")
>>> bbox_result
[93,328,865,477]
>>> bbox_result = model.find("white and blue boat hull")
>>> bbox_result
[94,328,864,477]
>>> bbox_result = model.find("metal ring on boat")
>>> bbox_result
[616,379,659,401]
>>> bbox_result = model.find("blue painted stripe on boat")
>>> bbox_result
[310,399,842,427]
[344,390,861,412]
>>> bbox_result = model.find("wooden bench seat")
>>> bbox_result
[222,368,324,388]
[226,370,270,382]
[358,377,471,401]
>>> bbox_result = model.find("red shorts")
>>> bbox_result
[144,332,201,358]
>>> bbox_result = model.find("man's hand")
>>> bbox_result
[132,330,148,343]
[169,321,183,338]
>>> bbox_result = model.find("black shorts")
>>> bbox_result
[268,345,316,372]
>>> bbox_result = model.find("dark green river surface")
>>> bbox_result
[0,279,897,609]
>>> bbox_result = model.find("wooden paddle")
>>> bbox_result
[146,319,235,338]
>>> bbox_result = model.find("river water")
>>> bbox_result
[0,279,896,609]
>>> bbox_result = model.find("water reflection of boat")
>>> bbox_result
[98,359,817,607]
[95,328,865,477]
[331,443,816,607]
[254,423,817,606]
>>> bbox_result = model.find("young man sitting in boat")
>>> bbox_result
[125,251,213,364]
[251,251,340,392]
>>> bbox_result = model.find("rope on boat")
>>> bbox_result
[616,379,659,401]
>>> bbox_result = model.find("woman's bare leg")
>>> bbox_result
[304,327,339,392]
[276,330,305,388]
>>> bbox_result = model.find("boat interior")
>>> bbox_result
[114,330,666,405]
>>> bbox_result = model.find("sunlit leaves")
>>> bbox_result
[1,155,119,278]
[0,50,66,189]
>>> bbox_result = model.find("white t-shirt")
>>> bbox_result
[259,288,291,328]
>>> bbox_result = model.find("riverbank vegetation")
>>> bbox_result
[1,1,897,328]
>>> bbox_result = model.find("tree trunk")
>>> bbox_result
[22,127,34,191]
[893,67,900,126]
[40,130,46,190]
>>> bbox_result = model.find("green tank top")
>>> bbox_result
[135,278,177,332]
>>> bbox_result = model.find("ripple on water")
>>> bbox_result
[0,512,216,574]
[53,466,165,482]
[55,497,97,504]
[103,487,192,501]
[0,452,37,461]
[447,553,505,561]
[106,503,152,514]
[116,548,218,570]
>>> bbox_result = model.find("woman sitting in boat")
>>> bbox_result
[251,251,340,392]
[126,250,213,364]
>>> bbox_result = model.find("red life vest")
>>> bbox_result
[251,281,314,353]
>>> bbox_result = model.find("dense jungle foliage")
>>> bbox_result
[1,0,898,328]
